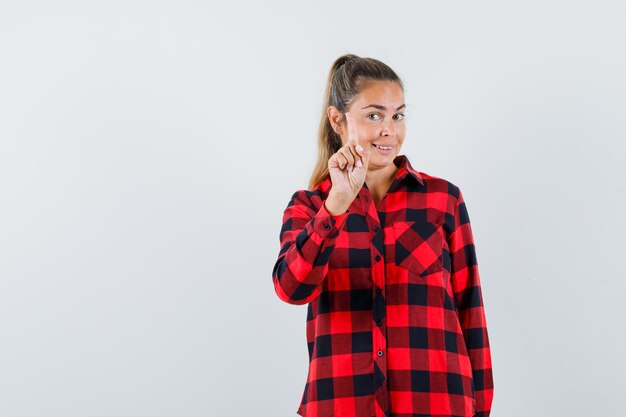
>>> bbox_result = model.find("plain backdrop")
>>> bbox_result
[1,1,624,416]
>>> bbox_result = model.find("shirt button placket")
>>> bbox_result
[373,285,384,329]
[364,191,389,415]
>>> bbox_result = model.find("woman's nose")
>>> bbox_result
[380,119,397,136]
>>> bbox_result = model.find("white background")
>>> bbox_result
[1,1,624,416]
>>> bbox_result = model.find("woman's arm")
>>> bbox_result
[448,187,494,417]
[272,189,349,305]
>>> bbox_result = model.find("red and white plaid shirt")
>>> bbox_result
[272,154,494,417]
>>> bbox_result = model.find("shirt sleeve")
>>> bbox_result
[272,189,349,305]
[448,188,494,417]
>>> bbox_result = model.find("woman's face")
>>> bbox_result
[331,80,406,170]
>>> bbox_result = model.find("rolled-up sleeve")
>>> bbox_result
[272,190,349,305]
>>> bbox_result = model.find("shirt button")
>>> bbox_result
[324,223,331,230]
[377,350,384,357]
[375,255,381,262]
[374,225,380,232]
[376,320,382,326]
[376,287,382,294]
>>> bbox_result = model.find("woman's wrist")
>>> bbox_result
[325,191,352,216]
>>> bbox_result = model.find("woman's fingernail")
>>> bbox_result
[357,145,363,152]
[356,159,362,167]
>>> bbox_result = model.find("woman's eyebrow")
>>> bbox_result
[361,104,406,111]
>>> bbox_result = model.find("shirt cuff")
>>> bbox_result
[313,200,349,238]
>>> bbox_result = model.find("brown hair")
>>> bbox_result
[308,54,404,190]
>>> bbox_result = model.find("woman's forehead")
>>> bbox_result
[355,81,404,108]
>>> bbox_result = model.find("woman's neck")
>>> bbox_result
[365,162,398,205]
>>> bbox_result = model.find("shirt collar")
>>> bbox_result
[317,154,423,193]
[393,154,424,185]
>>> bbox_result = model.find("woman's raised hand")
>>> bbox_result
[325,112,370,215]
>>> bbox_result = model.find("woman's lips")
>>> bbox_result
[372,143,394,154]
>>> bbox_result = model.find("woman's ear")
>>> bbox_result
[327,106,345,135]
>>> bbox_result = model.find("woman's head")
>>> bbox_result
[309,54,405,190]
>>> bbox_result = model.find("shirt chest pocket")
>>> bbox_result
[392,220,444,278]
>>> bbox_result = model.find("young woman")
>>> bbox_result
[272,54,494,417]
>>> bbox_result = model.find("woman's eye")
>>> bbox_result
[367,113,405,121]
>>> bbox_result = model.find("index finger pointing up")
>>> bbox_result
[346,111,360,147]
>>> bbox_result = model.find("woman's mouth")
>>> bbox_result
[372,143,394,154]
